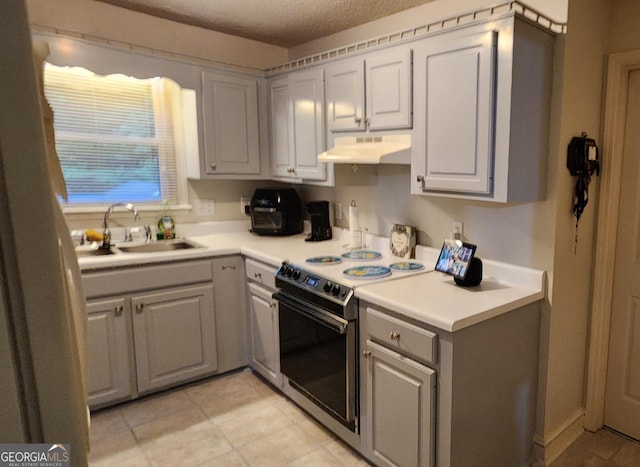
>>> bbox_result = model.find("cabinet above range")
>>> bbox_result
[324,48,413,133]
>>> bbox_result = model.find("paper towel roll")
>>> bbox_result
[349,200,360,248]
[349,200,359,231]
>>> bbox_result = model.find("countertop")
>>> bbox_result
[355,267,545,332]
[77,222,545,332]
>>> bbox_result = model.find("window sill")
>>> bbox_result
[61,204,193,215]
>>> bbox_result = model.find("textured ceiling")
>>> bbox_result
[96,0,436,48]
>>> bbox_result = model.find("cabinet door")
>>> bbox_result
[416,31,497,194]
[86,298,133,408]
[212,256,248,373]
[363,340,435,467]
[132,284,217,393]
[269,77,295,177]
[366,49,413,130]
[289,68,326,180]
[248,283,280,386]
[325,59,365,132]
[201,71,260,175]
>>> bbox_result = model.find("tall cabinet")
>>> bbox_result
[412,16,555,202]
[201,70,261,175]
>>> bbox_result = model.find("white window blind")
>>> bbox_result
[43,63,179,205]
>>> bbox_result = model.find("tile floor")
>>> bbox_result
[89,368,640,467]
[549,428,640,467]
[88,369,370,466]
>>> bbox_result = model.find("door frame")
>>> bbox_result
[585,49,640,431]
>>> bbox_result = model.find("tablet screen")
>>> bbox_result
[434,239,477,280]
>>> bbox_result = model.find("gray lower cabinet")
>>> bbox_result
[86,297,132,408]
[245,258,281,387]
[363,340,435,467]
[131,284,216,394]
[83,259,220,409]
[212,256,248,373]
[360,302,540,467]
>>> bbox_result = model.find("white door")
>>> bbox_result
[604,69,640,440]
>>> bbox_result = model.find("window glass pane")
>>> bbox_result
[43,64,178,205]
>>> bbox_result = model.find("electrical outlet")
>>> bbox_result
[241,196,251,215]
[195,198,215,216]
[334,202,342,220]
[452,220,463,238]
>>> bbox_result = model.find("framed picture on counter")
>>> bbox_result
[390,224,416,259]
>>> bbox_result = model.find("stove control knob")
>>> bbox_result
[323,281,333,293]
[292,269,301,280]
[331,284,341,296]
[285,267,294,277]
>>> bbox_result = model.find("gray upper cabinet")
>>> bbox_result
[412,16,555,202]
[416,30,496,195]
[269,77,294,179]
[325,49,412,133]
[269,68,326,181]
[201,70,261,175]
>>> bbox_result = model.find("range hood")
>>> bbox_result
[318,135,411,165]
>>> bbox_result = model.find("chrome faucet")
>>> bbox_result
[101,203,140,249]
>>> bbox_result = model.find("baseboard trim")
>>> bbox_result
[532,410,585,466]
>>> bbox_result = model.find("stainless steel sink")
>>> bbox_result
[75,247,115,257]
[116,240,201,253]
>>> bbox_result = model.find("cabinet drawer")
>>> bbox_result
[83,260,213,299]
[366,307,437,365]
[245,258,277,290]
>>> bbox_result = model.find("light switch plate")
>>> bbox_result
[195,198,216,216]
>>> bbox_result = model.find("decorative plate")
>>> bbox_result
[389,262,425,272]
[343,266,392,279]
[305,256,342,265]
[341,250,383,261]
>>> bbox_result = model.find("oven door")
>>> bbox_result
[275,291,357,431]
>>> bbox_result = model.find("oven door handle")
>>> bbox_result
[273,292,349,334]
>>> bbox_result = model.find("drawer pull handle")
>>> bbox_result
[390,331,400,341]
[362,350,372,358]
[114,305,123,315]
[222,265,236,270]
[254,272,262,279]
[135,303,144,313]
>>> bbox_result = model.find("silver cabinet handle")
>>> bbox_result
[210,163,217,170]
[390,331,400,341]
[362,350,372,358]
[254,272,262,279]
[222,265,236,270]
[364,116,371,127]
[355,117,362,125]
[135,303,144,313]
[114,305,124,315]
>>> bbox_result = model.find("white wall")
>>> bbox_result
[26,0,288,70]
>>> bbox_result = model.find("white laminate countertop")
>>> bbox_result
[77,222,545,332]
[355,262,545,332]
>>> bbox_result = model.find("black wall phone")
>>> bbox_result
[568,132,600,251]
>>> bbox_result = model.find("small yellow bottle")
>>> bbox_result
[156,200,175,240]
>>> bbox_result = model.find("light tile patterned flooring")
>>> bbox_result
[89,367,640,467]
[88,369,369,466]
[549,428,640,467]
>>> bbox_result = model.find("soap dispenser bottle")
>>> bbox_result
[157,200,175,240]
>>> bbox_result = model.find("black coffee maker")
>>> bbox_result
[306,200,332,242]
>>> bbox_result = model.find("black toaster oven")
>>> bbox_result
[250,188,303,235]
